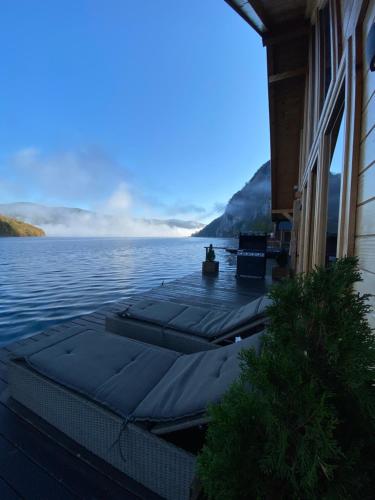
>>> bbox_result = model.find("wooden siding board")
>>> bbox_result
[354,0,375,305]
[360,90,375,141]
[357,163,375,204]
[355,198,375,235]
[359,125,375,172]
[355,268,375,330]
[362,69,375,109]
[355,236,375,273]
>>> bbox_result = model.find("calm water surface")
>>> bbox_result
[0,237,236,345]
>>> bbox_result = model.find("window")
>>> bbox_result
[325,101,345,263]
[300,163,318,272]
[319,2,332,110]
[308,27,317,151]
[298,185,307,271]
[308,167,318,270]
[335,0,343,65]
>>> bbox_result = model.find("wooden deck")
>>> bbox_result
[0,267,271,499]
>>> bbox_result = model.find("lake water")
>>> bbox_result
[0,237,236,345]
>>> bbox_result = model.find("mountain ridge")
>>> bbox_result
[0,214,45,237]
[194,161,341,238]
[194,161,272,237]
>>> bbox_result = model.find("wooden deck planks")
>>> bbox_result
[0,400,144,500]
[0,433,76,500]
[0,268,270,498]
[0,477,20,500]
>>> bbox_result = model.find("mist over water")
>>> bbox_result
[0,236,236,345]
[0,202,204,237]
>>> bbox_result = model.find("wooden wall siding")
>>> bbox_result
[362,66,375,107]
[357,159,375,203]
[295,0,371,273]
[356,200,375,235]
[354,0,375,329]
[359,124,375,172]
[355,268,375,328]
[355,237,375,272]
[360,89,375,140]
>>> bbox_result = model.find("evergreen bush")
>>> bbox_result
[197,257,375,499]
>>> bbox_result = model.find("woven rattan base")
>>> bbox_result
[9,360,196,500]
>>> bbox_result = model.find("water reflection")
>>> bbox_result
[0,237,236,344]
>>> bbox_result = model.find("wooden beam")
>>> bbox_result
[262,23,310,47]
[272,209,293,222]
[268,33,308,216]
[282,212,293,222]
[248,0,272,30]
[269,67,307,84]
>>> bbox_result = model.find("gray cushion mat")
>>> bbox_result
[15,329,263,423]
[119,296,271,339]
[134,332,263,422]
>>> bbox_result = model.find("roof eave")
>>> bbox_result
[224,0,267,35]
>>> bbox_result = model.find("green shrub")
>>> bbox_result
[198,257,375,499]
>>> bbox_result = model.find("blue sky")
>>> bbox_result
[0,0,269,227]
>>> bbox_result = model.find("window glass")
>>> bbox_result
[308,28,316,151]
[319,2,332,110]
[308,167,317,270]
[336,1,343,64]
[326,106,345,263]
[298,185,307,271]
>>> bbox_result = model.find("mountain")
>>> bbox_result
[194,161,272,237]
[0,214,45,237]
[0,202,204,237]
[194,161,341,238]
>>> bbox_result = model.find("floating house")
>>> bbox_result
[0,2,373,499]
[227,0,374,328]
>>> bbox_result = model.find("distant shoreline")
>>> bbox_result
[0,214,45,237]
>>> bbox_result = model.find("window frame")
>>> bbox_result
[316,89,346,265]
